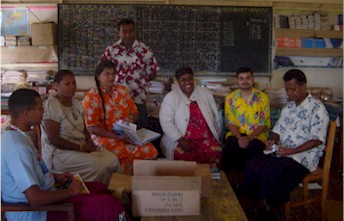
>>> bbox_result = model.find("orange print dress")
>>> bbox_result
[82,84,158,174]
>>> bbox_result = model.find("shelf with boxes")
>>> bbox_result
[273,8,343,68]
[275,29,343,57]
[1,22,57,65]
[1,19,58,93]
[1,2,58,69]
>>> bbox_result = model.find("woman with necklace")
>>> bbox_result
[41,70,120,185]
[82,60,158,175]
[1,88,130,221]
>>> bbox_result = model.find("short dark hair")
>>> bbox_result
[236,67,253,77]
[117,18,135,31]
[283,69,307,85]
[54,70,74,83]
[175,66,193,80]
[8,88,40,118]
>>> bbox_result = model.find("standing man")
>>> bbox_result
[243,69,329,218]
[223,67,270,188]
[99,18,159,128]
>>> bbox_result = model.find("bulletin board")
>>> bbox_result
[58,4,272,76]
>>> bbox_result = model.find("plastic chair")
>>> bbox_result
[284,120,337,221]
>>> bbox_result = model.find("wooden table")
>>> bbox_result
[141,171,248,221]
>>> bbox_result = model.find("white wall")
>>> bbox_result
[270,68,343,97]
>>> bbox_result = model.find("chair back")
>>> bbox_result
[322,120,336,178]
[320,120,337,214]
[285,120,337,221]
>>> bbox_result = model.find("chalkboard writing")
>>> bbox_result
[58,5,272,76]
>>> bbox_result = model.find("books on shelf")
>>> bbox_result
[113,120,161,146]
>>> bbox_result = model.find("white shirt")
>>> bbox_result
[273,94,329,172]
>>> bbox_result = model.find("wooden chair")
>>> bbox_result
[284,120,337,221]
[1,126,75,221]
[1,202,74,221]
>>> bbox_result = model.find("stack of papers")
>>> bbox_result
[1,71,27,84]
[148,80,165,94]
[5,35,17,46]
[17,36,31,46]
[0,36,5,46]
[265,88,288,108]
[26,71,49,84]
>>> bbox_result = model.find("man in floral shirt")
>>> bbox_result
[223,67,270,188]
[243,69,329,218]
[99,18,159,128]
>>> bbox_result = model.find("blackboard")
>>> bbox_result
[58,5,272,76]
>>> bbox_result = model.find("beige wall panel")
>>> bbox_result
[270,68,343,97]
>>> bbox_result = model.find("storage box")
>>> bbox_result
[31,22,56,46]
[133,160,203,216]
[301,38,314,48]
[133,160,212,198]
[108,160,213,217]
[314,39,325,48]
[132,176,201,217]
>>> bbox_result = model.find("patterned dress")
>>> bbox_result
[82,85,158,174]
[174,102,222,167]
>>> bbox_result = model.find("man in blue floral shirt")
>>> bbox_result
[243,69,329,218]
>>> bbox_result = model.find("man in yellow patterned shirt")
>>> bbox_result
[223,67,270,189]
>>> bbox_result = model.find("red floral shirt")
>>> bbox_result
[100,39,159,104]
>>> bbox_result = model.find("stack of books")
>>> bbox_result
[1,70,27,84]
[265,88,288,108]
[5,35,17,46]
[17,36,31,46]
[0,36,5,46]
[148,80,165,94]
[26,71,50,84]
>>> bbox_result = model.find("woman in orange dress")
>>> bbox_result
[82,60,158,174]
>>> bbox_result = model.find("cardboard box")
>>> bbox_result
[132,176,201,217]
[31,22,56,46]
[1,46,58,63]
[108,160,212,217]
[133,160,212,198]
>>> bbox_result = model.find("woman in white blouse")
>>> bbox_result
[159,66,223,168]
